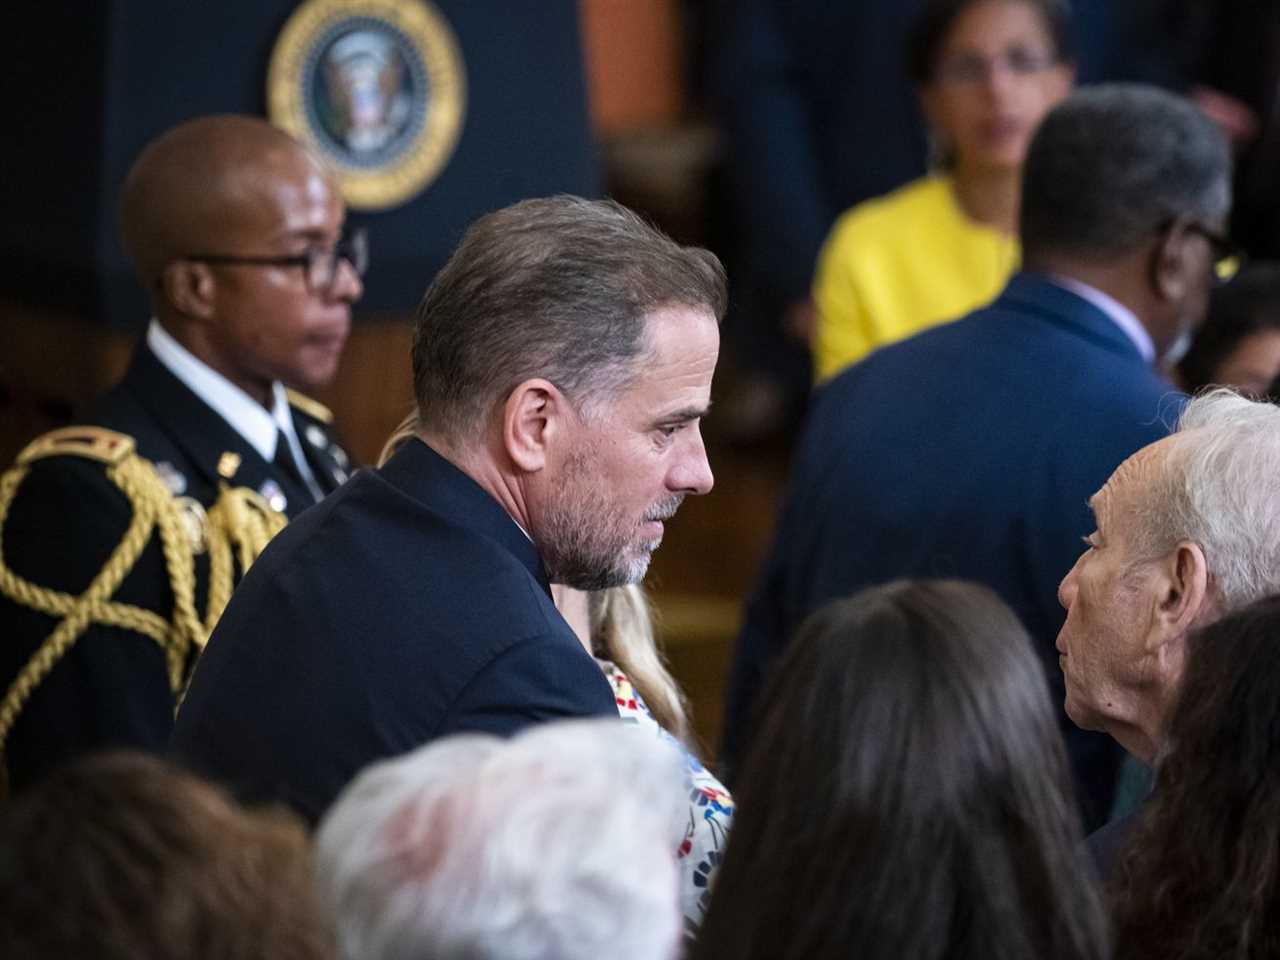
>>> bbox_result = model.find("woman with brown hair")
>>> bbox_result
[1110,594,1280,959]
[694,579,1106,960]
[0,752,332,960]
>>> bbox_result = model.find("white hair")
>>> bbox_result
[314,719,686,960]
[1135,388,1280,609]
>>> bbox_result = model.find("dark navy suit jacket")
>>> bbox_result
[722,273,1181,830]
[171,438,615,822]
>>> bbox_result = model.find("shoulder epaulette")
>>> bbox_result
[284,388,334,424]
[16,426,136,467]
[0,423,292,793]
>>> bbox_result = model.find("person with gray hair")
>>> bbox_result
[1057,388,1280,875]
[314,718,687,960]
[722,83,1231,832]
[172,196,726,821]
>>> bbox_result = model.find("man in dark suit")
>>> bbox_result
[0,116,362,793]
[721,85,1231,830]
[1057,391,1280,876]
[172,196,726,822]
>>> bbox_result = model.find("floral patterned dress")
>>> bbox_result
[598,660,735,938]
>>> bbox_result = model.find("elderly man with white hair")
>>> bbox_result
[314,718,687,960]
[1056,388,1280,875]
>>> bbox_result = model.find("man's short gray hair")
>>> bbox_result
[1020,84,1231,262]
[314,719,687,960]
[411,195,727,441]
[1131,389,1280,610]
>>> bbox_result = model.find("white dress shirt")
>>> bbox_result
[146,320,324,501]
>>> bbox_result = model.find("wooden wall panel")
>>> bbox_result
[579,0,685,135]
[0,304,135,465]
[313,317,417,468]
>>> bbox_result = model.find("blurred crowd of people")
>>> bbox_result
[709,0,1280,433]
[4,1,1280,958]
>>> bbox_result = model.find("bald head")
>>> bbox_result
[116,114,360,405]
[118,115,328,287]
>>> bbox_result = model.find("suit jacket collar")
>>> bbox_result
[380,438,551,593]
[117,346,315,512]
[998,272,1154,364]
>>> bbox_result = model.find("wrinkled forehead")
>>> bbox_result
[1093,435,1181,526]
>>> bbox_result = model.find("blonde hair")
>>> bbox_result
[376,410,420,469]
[378,413,692,745]
[589,585,690,743]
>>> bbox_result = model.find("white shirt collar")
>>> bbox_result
[146,319,289,462]
[1049,276,1156,363]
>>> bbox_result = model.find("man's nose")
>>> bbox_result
[671,427,714,496]
[1058,558,1081,611]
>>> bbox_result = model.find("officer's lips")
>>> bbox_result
[308,321,350,357]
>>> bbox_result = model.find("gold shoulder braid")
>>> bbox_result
[202,487,288,635]
[284,387,334,424]
[0,427,286,794]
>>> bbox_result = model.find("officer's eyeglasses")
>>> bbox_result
[183,226,368,294]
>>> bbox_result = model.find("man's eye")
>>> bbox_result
[1081,534,1097,549]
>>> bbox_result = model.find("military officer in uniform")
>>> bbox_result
[0,115,364,792]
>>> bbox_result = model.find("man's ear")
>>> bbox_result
[502,378,568,473]
[1151,218,1193,303]
[1147,541,1210,653]
[159,261,216,320]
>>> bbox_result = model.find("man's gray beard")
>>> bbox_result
[540,497,657,592]
[539,463,682,591]
[547,546,652,592]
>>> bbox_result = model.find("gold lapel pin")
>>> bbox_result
[217,451,242,480]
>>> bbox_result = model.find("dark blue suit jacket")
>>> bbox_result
[722,273,1180,829]
[171,438,615,822]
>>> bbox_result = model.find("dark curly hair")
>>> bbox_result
[1111,594,1280,959]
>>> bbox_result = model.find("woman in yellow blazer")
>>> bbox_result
[812,0,1075,382]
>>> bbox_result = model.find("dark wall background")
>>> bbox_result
[1,0,600,328]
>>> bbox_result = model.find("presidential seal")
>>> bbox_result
[267,0,466,211]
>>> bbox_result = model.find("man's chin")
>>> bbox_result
[550,555,650,592]
[1063,694,1105,733]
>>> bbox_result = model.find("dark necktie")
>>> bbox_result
[272,430,309,493]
